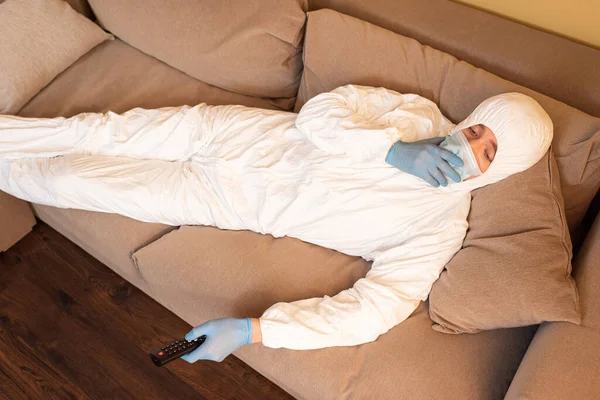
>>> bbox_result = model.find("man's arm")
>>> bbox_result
[295,84,448,163]
[181,206,468,362]
[258,209,469,350]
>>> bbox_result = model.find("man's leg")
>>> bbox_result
[0,103,229,162]
[0,154,226,227]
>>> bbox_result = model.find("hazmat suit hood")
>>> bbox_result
[450,92,553,191]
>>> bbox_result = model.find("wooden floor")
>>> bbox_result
[0,221,294,400]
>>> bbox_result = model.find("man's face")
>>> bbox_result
[461,124,498,173]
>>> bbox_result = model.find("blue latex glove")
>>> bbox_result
[385,137,464,187]
[181,318,252,363]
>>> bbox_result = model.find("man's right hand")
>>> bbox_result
[385,137,464,187]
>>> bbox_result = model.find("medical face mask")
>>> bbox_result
[438,130,482,181]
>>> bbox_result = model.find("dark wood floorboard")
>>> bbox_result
[0,221,294,400]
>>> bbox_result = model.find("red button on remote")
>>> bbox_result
[158,351,164,356]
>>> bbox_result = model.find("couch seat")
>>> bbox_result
[133,225,538,400]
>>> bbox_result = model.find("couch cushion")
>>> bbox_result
[132,226,537,400]
[0,0,112,114]
[16,37,293,291]
[31,204,170,294]
[505,212,600,399]
[294,9,600,241]
[429,150,580,333]
[18,39,294,118]
[308,0,600,119]
[86,0,307,101]
[294,9,583,334]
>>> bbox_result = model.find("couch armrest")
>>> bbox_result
[0,191,36,252]
[505,211,600,399]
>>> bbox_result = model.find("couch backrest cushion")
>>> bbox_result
[17,39,294,119]
[295,9,600,242]
[87,0,307,102]
[308,0,600,119]
[295,9,584,333]
[0,0,113,115]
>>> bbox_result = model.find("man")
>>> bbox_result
[0,84,552,362]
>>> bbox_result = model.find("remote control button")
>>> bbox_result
[158,351,164,356]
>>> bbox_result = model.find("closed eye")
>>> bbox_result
[486,145,496,162]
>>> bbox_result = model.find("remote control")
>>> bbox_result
[149,335,207,367]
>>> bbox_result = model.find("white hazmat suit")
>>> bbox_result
[0,84,553,350]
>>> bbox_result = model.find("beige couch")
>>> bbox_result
[2,1,599,399]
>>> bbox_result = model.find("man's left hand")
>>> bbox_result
[181,318,252,363]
